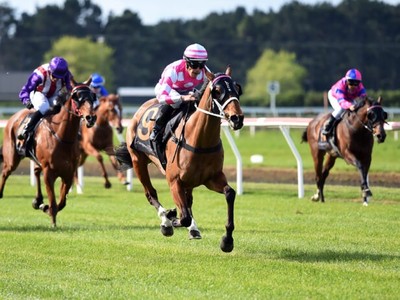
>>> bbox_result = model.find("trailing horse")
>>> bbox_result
[116,66,244,252]
[302,96,387,205]
[75,93,127,190]
[0,81,97,226]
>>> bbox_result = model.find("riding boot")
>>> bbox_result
[322,115,337,136]
[150,105,173,168]
[17,110,43,140]
[150,105,173,143]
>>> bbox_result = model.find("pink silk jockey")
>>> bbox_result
[330,77,367,109]
[155,59,206,107]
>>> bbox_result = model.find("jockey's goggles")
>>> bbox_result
[187,60,206,69]
[347,80,360,86]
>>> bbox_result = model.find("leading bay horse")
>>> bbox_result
[0,81,97,226]
[75,93,127,190]
[302,96,387,205]
[116,66,244,252]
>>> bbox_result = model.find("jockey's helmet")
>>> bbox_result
[49,57,69,78]
[345,69,362,82]
[183,43,208,61]
[91,73,105,88]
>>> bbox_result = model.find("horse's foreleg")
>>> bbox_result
[186,190,201,239]
[57,177,73,212]
[220,185,235,252]
[43,172,58,227]
[355,160,372,206]
[109,155,128,185]
[96,154,111,189]
[85,145,111,189]
[32,166,44,209]
[205,174,235,253]
[169,181,191,227]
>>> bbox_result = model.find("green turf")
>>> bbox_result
[0,176,399,299]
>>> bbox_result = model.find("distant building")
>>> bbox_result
[0,71,29,101]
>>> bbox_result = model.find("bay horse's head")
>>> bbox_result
[354,96,387,143]
[70,83,97,128]
[202,66,244,130]
[99,94,123,133]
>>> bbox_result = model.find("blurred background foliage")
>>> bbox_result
[1,0,400,106]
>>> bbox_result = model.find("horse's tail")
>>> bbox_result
[301,128,308,143]
[115,142,133,171]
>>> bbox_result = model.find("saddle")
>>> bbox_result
[16,113,41,158]
[131,102,194,169]
[317,122,341,157]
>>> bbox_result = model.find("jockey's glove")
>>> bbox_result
[23,99,33,109]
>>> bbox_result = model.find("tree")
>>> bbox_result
[44,36,115,90]
[243,49,307,106]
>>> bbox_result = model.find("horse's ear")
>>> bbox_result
[225,65,232,76]
[70,76,78,87]
[377,96,383,105]
[82,75,92,86]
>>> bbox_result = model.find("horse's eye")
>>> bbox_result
[212,88,222,101]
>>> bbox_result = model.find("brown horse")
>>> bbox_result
[75,93,127,190]
[116,66,244,252]
[302,96,387,205]
[0,82,97,226]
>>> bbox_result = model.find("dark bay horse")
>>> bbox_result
[75,93,127,190]
[0,82,97,226]
[302,96,387,205]
[116,66,244,252]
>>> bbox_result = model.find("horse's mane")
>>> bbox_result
[353,96,376,112]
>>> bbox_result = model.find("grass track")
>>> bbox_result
[1,176,399,299]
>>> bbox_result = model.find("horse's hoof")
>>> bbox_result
[220,235,234,253]
[122,181,129,186]
[311,195,320,202]
[105,182,112,189]
[39,203,49,212]
[160,225,174,237]
[189,230,202,240]
[32,199,41,210]
[363,201,369,207]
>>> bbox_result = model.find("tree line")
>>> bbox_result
[1,0,399,106]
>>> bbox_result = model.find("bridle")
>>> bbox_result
[194,74,240,119]
[349,103,387,133]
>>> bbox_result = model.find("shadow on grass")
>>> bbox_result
[0,223,164,233]
[277,248,400,262]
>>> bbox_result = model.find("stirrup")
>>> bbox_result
[16,141,26,156]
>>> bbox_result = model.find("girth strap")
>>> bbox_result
[171,136,222,154]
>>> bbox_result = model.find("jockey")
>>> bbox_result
[322,68,367,136]
[90,73,109,108]
[150,43,208,147]
[18,56,73,141]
